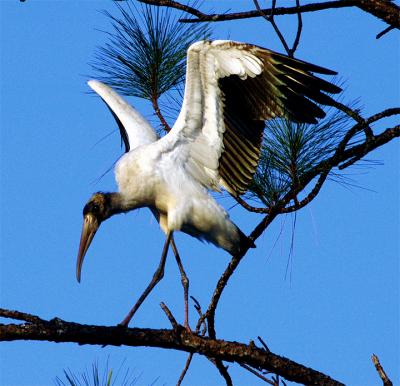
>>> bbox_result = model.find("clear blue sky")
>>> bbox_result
[1,1,398,385]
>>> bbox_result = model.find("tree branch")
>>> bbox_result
[151,95,171,132]
[231,107,399,215]
[0,308,344,385]
[372,354,393,386]
[137,0,205,19]
[355,0,400,28]
[200,114,399,341]
[140,0,400,30]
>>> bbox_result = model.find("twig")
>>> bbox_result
[209,358,232,386]
[372,354,393,386]
[191,296,207,336]
[176,353,194,386]
[376,25,395,39]
[117,54,171,133]
[240,363,275,385]
[0,308,46,324]
[291,0,303,56]
[258,336,271,352]
[332,100,374,138]
[253,0,291,55]
[160,302,179,330]
[204,205,283,339]
[281,171,328,213]
[137,0,205,19]
[176,296,208,385]
[233,194,269,213]
[365,107,400,125]
[151,96,171,132]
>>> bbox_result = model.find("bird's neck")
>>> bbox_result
[105,192,141,216]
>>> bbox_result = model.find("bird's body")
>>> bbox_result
[114,133,245,255]
[77,40,341,325]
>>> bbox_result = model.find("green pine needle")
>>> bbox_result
[91,2,210,101]
[54,359,141,386]
[249,103,355,206]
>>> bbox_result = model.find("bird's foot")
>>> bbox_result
[184,320,192,333]
[118,315,132,328]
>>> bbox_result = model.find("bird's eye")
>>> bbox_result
[92,204,100,213]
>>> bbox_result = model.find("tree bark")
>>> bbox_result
[0,309,344,386]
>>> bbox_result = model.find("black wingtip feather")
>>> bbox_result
[104,102,130,153]
[270,51,338,76]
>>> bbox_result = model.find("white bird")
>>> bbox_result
[77,40,340,326]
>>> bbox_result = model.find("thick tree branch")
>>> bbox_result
[0,309,343,385]
[139,0,400,30]
[355,0,400,28]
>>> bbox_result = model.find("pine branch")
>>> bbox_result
[91,2,210,133]
[0,308,344,386]
[236,107,399,213]
[202,120,399,339]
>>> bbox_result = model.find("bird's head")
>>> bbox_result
[76,192,112,283]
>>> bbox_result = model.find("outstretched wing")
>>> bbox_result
[88,80,158,152]
[165,40,341,195]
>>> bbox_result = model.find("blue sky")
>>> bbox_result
[0,1,398,385]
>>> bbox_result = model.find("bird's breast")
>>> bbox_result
[115,151,159,205]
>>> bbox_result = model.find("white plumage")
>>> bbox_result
[76,40,340,325]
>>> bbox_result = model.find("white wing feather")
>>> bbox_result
[162,40,264,191]
[88,80,157,151]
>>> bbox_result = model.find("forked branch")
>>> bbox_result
[202,114,399,341]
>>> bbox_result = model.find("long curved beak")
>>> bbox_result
[76,214,99,283]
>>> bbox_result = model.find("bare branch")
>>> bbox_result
[137,0,206,19]
[291,0,303,56]
[355,0,400,28]
[372,354,393,386]
[209,358,232,386]
[376,25,395,39]
[177,353,194,386]
[281,172,328,213]
[258,336,271,353]
[253,0,291,55]
[233,195,269,214]
[177,296,208,386]
[180,1,364,22]
[0,308,344,385]
[240,363,275,385]
[0,308,46,324]
[142,0,400,30]
[160,302,179,330]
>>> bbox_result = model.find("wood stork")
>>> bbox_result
[77,40,340,327]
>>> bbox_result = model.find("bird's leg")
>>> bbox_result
[170,236,190,331]
[119,231,173,327]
